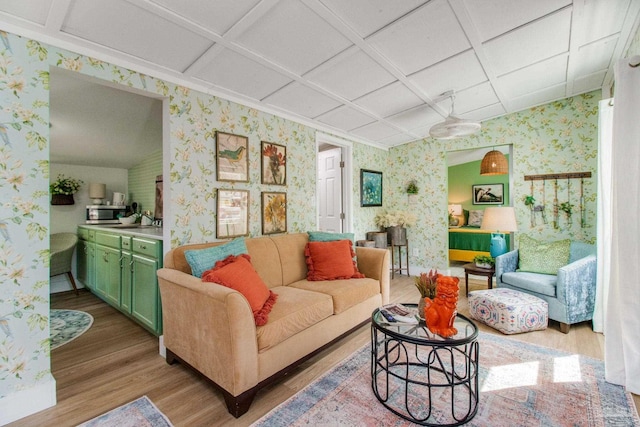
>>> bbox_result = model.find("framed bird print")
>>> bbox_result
[216,131,249,182]
[262,192,287,235]
[217,189,249,238]
[261,141,286,185]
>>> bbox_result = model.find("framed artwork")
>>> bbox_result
[216,189,249,238]
[360,169,383,207]
[261,141,287,185]
[216,131,249,182]
[472,184,504,205]
[262,192,287,235]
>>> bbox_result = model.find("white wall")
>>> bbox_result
[50,163,128,293]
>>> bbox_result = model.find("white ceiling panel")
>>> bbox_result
[316,105,376,131]
[193,48,292,101]
[263,82,342,118]
[354,82,423,118]
[4,0,639,154]
[484,7,572,76]
[367,0,471,75]
[150,0,261,36]
[498,55,568,99]
[305,47,396,100]
[464,0,571,42]
[317,0,428,38]
[62,0,213,72]
[234,0,352,75]
[0,0,52,24]
[409,50,488,99]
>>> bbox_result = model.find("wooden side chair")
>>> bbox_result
[50,233,79,295]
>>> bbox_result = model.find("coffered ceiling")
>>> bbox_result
[1,0,639,149]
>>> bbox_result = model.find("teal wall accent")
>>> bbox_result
[448,156,510,212]
[128,149,162,216]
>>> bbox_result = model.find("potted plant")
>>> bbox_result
[406,180,418,195]
[473,254,495,269]
[374,210,417,245]
[50,174,84,205]
[414,269,439,319]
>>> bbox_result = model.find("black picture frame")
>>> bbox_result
[261,141,286,185]
[262,191,287,235]
[360,169,383,207]
[216,131,249,182]
[472,184,504,205]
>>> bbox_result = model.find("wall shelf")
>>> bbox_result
[524,172,591,181]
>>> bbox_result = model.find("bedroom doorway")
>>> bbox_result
[446,145,512,271]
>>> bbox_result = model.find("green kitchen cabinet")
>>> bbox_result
[77,228,96,290]
[120,236,133,314]
[131,237,162,335]
[95,243,121,306]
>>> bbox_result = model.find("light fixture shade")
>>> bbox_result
[480,150,508,175]
[429,116,481,140]
[481,207,518,232]
[448,204,463,216]
[89,183,106,198]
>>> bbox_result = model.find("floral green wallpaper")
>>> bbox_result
[387,92,600,271]
[0,29,388,416]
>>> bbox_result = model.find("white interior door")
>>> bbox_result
[317,147,343,232]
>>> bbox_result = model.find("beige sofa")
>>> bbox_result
[156,233,389,417]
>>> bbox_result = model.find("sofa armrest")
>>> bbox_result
[495,249,518,286]
[157,268,259,396]
[556,254,597,310]
[355,246,390,305]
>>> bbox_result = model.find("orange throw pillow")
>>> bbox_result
[201,254,277,326]
[305,240,365,281]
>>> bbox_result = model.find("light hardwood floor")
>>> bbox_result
[10,276,639,426]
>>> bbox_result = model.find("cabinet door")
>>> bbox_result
[77,239,88,284]
[77,240,96,291]
[120,250,133,314]
[131,254,160,334]
[95,244,121,306]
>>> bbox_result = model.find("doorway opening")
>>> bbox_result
[316,133,353,232]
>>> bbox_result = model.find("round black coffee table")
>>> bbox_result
[371,305,479,426]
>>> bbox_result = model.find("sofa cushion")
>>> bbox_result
[501,271,557,297]
[468,210,484,227]
[201,254,277,326]
[305,240,365,281]
[185,238,248,278]
[518,234,570,275]
[256,286,333,352]
[289,277,380,314]
[307,231,355,244]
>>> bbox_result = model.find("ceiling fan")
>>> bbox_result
[429,91,481,140]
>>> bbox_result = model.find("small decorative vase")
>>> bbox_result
[386,226,407,245]
[417,297,426,320]
[51,194,74,205]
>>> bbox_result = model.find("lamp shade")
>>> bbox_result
[481,207,518,232]
[480,150,508,175]
[448,204,463,216]
[88,183,106,199]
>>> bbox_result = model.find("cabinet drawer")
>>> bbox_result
[95,232,121,249]
[132,238,160,258]
[121,236,132,250]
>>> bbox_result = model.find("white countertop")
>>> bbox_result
[79,224,164,240]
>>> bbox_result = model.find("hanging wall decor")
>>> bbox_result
[216,131,249,182]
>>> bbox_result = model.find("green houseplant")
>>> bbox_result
[473,254,495,269]
[50,174,83,205]
[406,180,418,195]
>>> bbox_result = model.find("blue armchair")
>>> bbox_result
[495,241,596,333]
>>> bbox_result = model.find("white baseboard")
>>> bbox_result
[0,375,56,425]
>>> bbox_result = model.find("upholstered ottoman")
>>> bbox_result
[468,288,548,334]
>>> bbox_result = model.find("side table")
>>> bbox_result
[462,262,494,297]
[389,239,409,279]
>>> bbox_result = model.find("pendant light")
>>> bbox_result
[480,149,508,175]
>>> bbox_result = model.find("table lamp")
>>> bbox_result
[89,183,106,205]
[480,207,518,257]
[448,204,463,226]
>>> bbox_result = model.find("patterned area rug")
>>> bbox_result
[76,396,173,427]
[252,332,640,426]
[50,309,93,350]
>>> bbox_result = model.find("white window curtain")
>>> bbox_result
[604,57,640,394]
[593,99,613,333]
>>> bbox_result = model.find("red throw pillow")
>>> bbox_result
[201,254,277,326]
[305,240,365,281]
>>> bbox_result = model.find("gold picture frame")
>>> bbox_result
[216,131,249,182]
[261,141,287,185]
[261,192,287,235]
[217,189,249,238]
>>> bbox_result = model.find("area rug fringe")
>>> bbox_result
[252,332,640,427]
[76,395,173,427]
